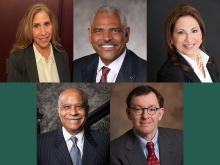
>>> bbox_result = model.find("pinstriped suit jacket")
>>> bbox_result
[38,127,109,165]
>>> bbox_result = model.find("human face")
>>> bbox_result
[88,12,130,65]
[32,10,52,52]
[171,16,202,58]
[58,89,87,135]
[126,92,164,140]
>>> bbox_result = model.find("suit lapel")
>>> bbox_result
[53,48,64,81]
[158,128,176,165]
[116,50,136,82]
[207,62,219,82]
[83,55,98,82]
[82,130,98,165]
[54,128,73,165]
[25,45,39,82]
[179,56,201,82]
[125,130,147,165]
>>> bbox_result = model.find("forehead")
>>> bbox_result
[174,15,200,29]
[131,92,159,106]
[33,10,50,23]
[60,90,83,104]
[92,12,122,27]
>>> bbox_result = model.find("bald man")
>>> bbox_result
[38,88,109,165]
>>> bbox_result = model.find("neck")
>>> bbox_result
[34,43,51,61]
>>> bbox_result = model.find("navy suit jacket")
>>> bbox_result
[110,127,183,165]
[8,44,70,82]
[157,55,219,82]
[38,127,109,165]
[73,49,147,82]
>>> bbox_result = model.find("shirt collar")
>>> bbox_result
[62,126,84,143]
[33,43,54,63]
[97,48,127,74]
[178,49,209,67]
[134,128,159,151]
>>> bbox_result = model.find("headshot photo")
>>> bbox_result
[73,0,147,82]
[0,0,72,82]
[110,83,183,165]
[148,0,220,82]
[37,83,109,165]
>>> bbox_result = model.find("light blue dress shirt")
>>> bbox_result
[135,129,160,160]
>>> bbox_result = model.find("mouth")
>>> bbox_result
[65,116,81,120]
[183,43,196,49]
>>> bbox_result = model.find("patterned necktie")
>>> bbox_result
[100,66,110,83]
[146,142,160,165]
[70,137,81,165]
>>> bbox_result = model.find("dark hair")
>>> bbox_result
[126,85,164,108]
[164,4,206,72]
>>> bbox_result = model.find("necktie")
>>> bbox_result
[146,142,160,165]
[100,66,110,83]
[70,137,81,165]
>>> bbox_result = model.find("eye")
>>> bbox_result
[192,29,198,33]
[111,28,122,33]
[44,22,51,27]
[148,107,157,112]
[33,24,40,29]
[93,28,103,33]
[62,105,71,110]
[176,31,185,35]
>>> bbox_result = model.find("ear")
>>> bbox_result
[158,108,165,121]
[126,108,132,120]
[124,27,130,43]
[88,27,92,43]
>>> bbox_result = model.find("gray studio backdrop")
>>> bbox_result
[73,0,147,60]
[37,83,110,134]
[148,0,220,81]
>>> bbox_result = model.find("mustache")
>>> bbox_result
[97,40,118,47]
[64,114,81,120]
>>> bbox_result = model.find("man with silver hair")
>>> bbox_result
[38,87,109,165]
[73,5,147,83]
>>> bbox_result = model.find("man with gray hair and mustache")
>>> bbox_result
[38,87,109,165]
[73,5,147,83]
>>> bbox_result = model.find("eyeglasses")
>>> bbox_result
[59,104,85,112]
[129,107,160,116]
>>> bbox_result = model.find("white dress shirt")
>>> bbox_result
[179,49,213,82]
[96,49,126,82]
[62,127,84,158]
[33,44,60,82]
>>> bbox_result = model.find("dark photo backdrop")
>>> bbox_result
[148,0,220,81]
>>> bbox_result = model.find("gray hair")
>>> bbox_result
[90,5,128,27]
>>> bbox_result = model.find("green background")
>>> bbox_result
[0,83,220,164]
[184,83,220,164]
[0,83,36,164]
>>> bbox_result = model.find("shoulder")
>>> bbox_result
[158,127,183,138]
[38,129,58,143]
[157,59,185,82]
[126,49,147,65]
[74,53,98,65]
[86,129,109,144]
[111,129,133,150]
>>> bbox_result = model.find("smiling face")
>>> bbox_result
[171,15,202,58]
[126,92,164,140]
[32,10,52,52]
[88,12,130,65]
[58,89,87,135]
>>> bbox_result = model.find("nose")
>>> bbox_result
[39,25,47,35]
[185,33,192,42]
[103,30,112,41]
[141,109,149,119]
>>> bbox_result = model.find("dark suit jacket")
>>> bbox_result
[73,49,147,82]
[110,127,183,165]
[38,127,109,165]
[7,44,70,82]
[157,55,219,82]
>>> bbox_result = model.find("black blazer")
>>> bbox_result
[157,55,219,82]
[38,127,109,165]
[7,44,70,82]
[110,127,183,165]
[73,49,147,82]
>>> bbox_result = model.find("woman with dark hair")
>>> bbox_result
[157,4,219,82]
[8,3,70,82]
